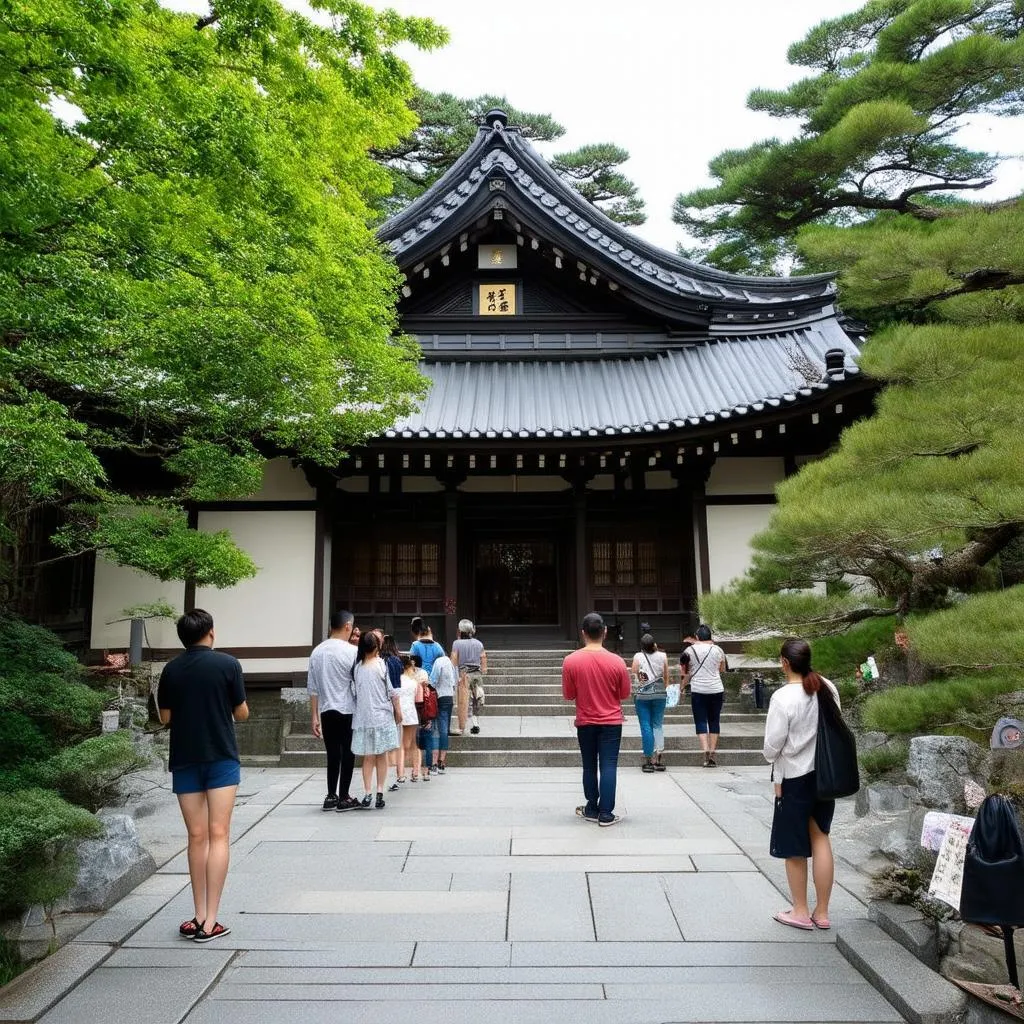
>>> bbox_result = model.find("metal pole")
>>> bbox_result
[129,617,144,666]
[1003,925,1019,990]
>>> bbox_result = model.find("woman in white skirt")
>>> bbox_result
[389,655,422,789]
[351,631,401,809]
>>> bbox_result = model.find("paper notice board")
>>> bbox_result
[928,818,974,909]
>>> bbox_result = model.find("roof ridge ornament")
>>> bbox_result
[483,108,509,131]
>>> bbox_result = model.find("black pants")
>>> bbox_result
[320,710,354,799]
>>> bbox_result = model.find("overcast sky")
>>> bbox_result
[382,0,1024,251]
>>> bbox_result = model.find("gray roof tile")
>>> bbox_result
[383,328,861,440]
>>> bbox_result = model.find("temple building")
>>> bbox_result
[87,110,874,679]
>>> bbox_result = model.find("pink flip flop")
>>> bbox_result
[774,910,815,931]
[811,914,831,930]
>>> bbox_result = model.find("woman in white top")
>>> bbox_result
[631,634,669,773]
[350,632,402,809]
[762,637,840,932]
[389,655,421,790]
[680,624,728,767]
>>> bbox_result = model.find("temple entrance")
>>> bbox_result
[475,540,559,625]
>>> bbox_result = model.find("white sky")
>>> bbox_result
[381,0,1024,250]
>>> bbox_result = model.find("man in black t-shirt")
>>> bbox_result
[157,609,248,943]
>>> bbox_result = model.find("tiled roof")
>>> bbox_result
[384,324,861,440]
[378,116,837,311]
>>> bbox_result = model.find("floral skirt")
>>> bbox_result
[351,722,399,756]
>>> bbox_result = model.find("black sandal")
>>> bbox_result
[179,916,200,938]
[654,755,667,772]
[193,921,231,943]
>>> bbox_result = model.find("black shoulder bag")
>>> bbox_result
[814,685,860,800]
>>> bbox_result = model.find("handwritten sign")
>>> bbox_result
[921,811,975,852]
[928,818,973,909]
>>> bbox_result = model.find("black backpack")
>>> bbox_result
[960,794,1024,926]
[814,686,860,800]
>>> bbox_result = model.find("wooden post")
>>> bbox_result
[574,487,587,639]
[444,488,458,647]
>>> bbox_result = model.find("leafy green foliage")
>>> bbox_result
[27,734,149,813]
[861,672,1020,733]
[551,143,646,226]
[860,740,909,780]
[377,91,646,224]
[0,789,101,916]
[1,0,445,593]
[906,585,1024,669]
[675,0,1024,272]
[0,617,146,912]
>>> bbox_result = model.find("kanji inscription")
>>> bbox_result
[479,283,517,316]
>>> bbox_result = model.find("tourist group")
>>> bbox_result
[305,612,487,811]
[157,607,841,942]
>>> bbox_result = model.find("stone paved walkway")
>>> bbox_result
[16,766,907,1024]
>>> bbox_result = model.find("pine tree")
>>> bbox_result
[377,91,646,224]
[692,0,1024,681]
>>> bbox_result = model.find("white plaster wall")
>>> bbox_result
[239,458,314,501]
[238,657,310,675]
[338,477,370,493]
[646,471,677,490]
[458,475,571,493]
[90,560,185,650]
[706,457,785,496]
[706,504,775,590]
[193,510,316,648]
[402,477,445,493]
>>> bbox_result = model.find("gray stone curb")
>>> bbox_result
[0,942,113,1023]
[838,919,967,1024]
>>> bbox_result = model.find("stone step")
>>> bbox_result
[464,703,765,718]
[276,748,768,768]
[283,732,763,753]
[478,689,748,705]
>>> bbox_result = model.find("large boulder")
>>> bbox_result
[907,736,988,813]
[61,811,155,912]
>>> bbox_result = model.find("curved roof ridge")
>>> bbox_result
[503,130,835,292]
[380,125,499,236]
[378,114,837,306]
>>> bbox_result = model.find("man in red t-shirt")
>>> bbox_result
[562,612,632,826]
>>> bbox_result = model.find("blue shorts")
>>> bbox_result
[172,759,241,794]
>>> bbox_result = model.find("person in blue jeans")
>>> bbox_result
[429,651,458,772]
[631,633,669,773]
[562,612,632,826]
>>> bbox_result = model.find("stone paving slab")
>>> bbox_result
[507,871,592,940]
[38,958,232,1024]
[181,999,903,1024]
[0,943,112,1023]
[19,767,919,1024]
[589,872,682,940]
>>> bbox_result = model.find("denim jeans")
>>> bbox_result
[576,724,622,821]
[633,697,666,759]
[436,696,453,753]
[418,720,437,766]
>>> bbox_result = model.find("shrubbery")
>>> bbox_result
[0,617,144,919]
[861,672,1021,735]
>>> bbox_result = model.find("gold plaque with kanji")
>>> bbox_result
[479,283,517,316]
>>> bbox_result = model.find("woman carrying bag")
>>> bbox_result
[631,634,669,772]
[762,637,845,931]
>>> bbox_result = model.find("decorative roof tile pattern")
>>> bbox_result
[379,120,836,311]
[385,326,860,440]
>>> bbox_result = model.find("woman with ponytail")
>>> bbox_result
[762,638,841,931]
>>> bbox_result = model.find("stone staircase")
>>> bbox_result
[278,646,770,769]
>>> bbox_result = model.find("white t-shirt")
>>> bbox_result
[307,638,357,714]
[683,642,726,694]
[632,650,668,698]
[762,678,841,781]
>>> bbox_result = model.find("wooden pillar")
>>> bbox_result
[573,486,588,637]
[312,486,332,645]
[444,488,458,647]
[691,462,714,598]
